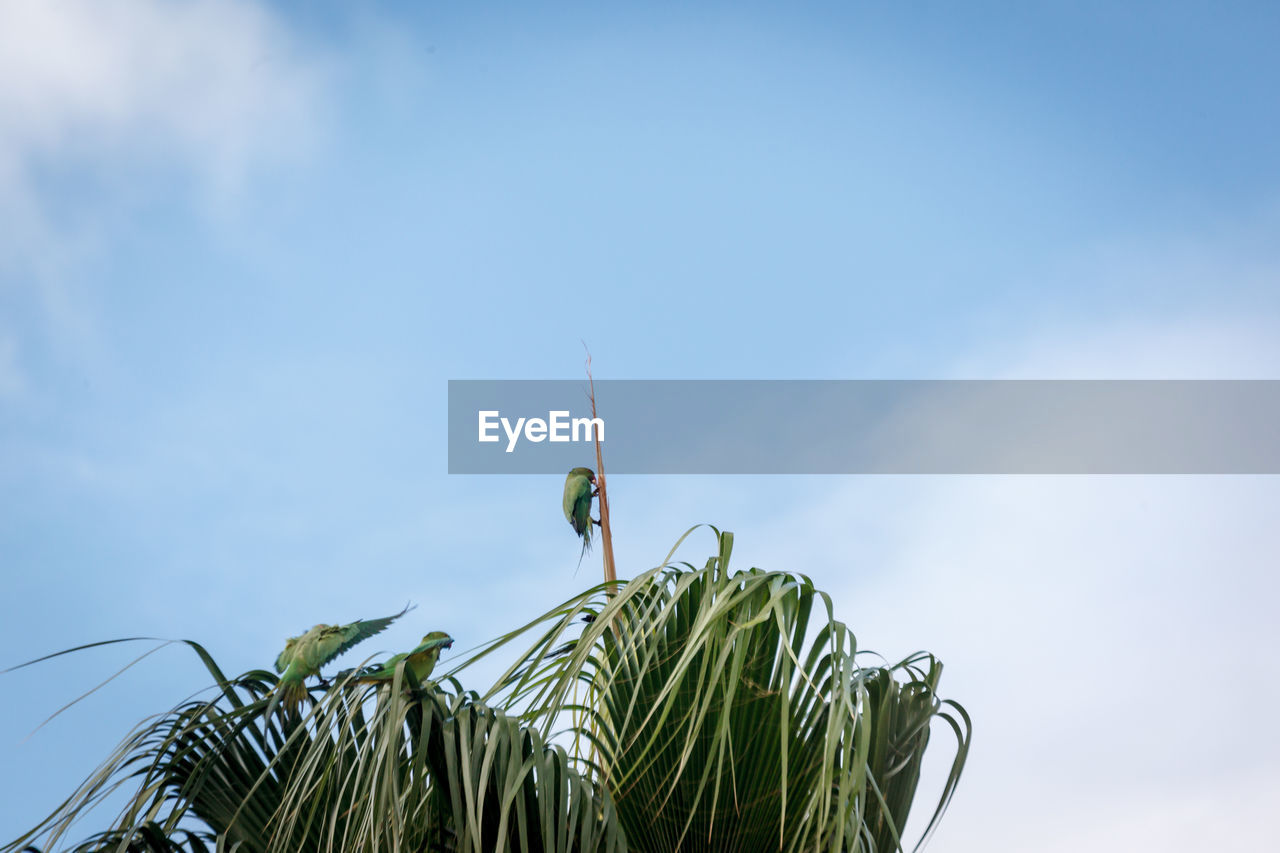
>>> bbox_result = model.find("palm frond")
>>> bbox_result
[452,526,971,852]
[8,528,969,853]
[7,654,625,852]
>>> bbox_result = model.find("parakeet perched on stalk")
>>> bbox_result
[270,607,408,714]
[563,467,597,560]
[337,631,454,687]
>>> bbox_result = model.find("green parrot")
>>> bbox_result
[563,467,597,559]
[270,607,407,712]
[338,631,454,687]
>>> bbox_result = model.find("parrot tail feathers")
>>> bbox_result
[265,676,310,720]
[573,523,593,575]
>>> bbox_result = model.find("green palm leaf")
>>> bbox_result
[7,528,968,853]
[454,527,971,852]
[6,657,624,852]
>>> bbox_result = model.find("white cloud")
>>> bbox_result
[0,0,329,393]
[0,0,326,192]
[1029,766,1280,852]
[879,475,1278,847]
[0,0,328,298]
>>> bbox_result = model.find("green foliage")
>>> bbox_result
[5,672,621,852]
[6,528,969,852]
[466,527,970,852]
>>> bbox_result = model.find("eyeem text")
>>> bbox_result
[477,410,605,453]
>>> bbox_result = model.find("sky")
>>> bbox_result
[1,0,1278,849]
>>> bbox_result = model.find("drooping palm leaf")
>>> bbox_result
[6,651,625,852]
[8,527,969,853]
[451,527,971,852]
[271,670,626,853]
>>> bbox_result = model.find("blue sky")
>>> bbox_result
[2,1,1278,850]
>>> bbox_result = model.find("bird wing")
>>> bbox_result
[312,605,412,670]
[352,652,405,681]
[564,474,592,535]
[562,473,585,524]
[274,640,297,674]
[275,626,321,673]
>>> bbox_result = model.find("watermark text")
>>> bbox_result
[477,410,605,453]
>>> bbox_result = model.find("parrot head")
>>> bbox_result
[420,631,454,650]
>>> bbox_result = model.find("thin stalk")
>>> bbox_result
[585,353,616,587]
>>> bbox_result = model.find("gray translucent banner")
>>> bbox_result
[447,380,1280,474]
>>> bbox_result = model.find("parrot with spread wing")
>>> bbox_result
[337,631,454,687]
[270,606,408,713]
[563,467,597,561]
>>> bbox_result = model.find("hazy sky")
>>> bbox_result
[2,1,1278,849]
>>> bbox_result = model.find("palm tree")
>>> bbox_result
[5,528,969,852]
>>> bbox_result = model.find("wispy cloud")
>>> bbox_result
[0,0,329,379]
[0,0,327,196]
